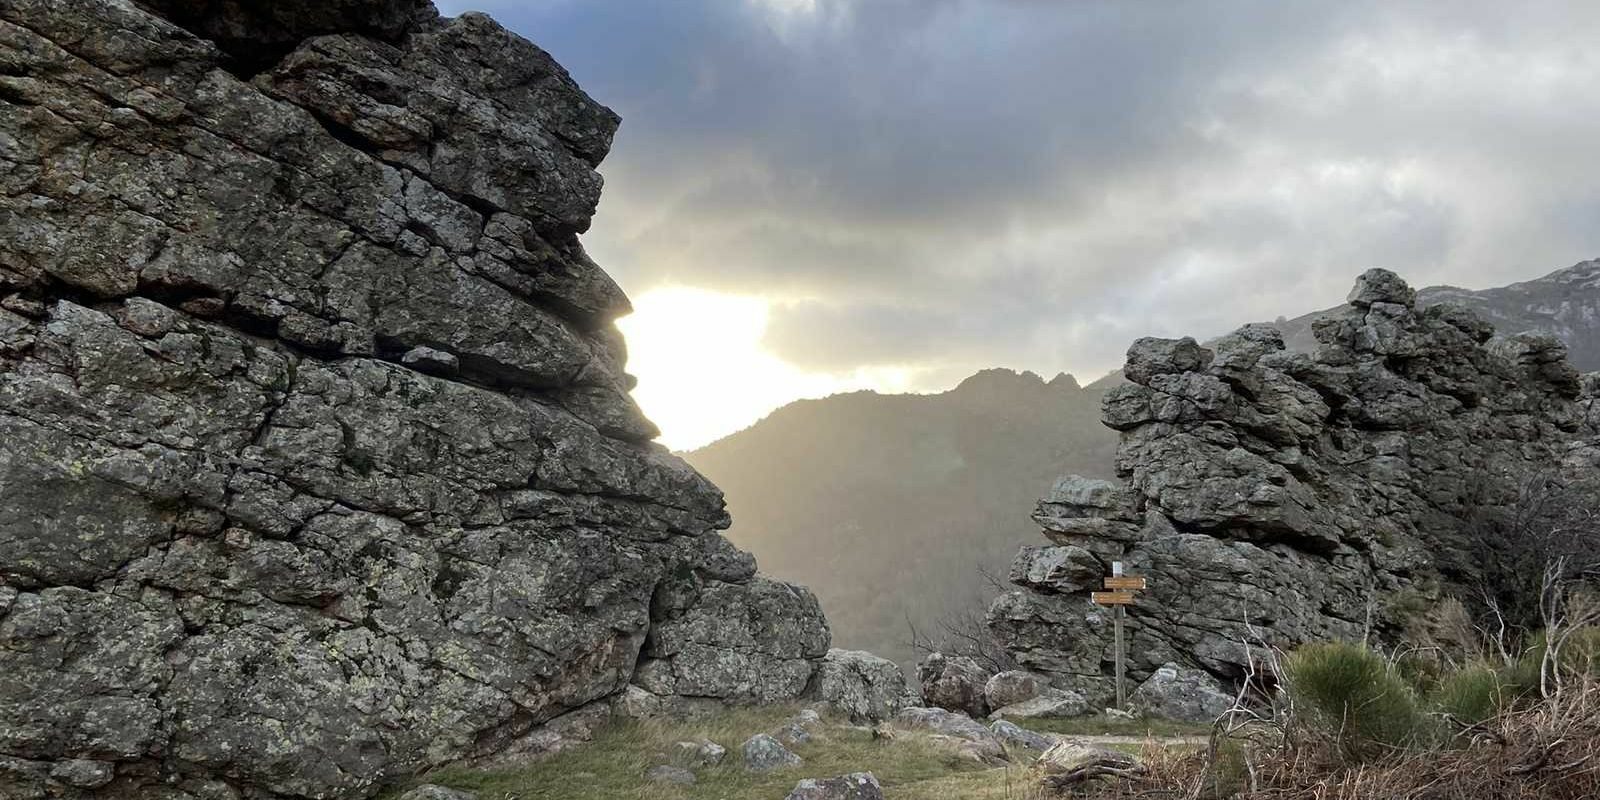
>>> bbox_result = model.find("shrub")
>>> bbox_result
[1431,663,1507,724]
[1283,641,1430,760]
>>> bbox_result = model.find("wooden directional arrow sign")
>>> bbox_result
[1091,590,1137,605]
[1103,576,1147,591]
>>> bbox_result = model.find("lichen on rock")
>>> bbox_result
[0,1,828,797]
[991,268,1598,705]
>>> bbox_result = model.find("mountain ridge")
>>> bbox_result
[682,258,1600,667]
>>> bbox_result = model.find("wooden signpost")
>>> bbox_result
[1091,562,1147,709]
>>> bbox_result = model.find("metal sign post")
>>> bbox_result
[1092,561,1145,711]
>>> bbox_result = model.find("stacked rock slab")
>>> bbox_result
[0,2,828,798]
[990,269,1594,704]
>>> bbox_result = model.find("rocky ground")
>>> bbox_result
[386,703,1204,800]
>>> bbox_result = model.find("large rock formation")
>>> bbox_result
[0,1,828,797]
[990,269,1597,704]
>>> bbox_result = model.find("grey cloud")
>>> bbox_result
[443,0,1600,384]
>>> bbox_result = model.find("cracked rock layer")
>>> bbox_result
[0,2,829,798]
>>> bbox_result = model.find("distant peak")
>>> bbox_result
[954,368,1045,393]
[1047,372,1080,391]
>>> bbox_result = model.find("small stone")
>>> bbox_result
[989,719,1055,752]
[645,765,696,785]
[49,759,115,789]
[615,685,664,719]
[742,733,802,772]
[784,771,884,800]
[670,738,726,768]
[401,345,460,375]
[398,786,477,800]
[774,720,813,745]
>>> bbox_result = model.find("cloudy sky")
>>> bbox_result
[441,0,1600,449]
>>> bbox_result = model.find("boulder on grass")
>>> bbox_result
[893,707,1005,763]
[990,687,1090,720]
[985,670,1048,710]
[917,653,991,718]
[990,719,1055,752]
[742,733,802,771]
[1032,741,1143,792]
[785,772,884,800]
[813,649,911,722]
[669,738,726,768]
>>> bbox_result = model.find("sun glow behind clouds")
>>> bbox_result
[617,287,914,451]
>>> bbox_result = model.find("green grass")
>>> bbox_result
[1018,715,1211,739]
[387,704,1017,800]
[1285,641,1431,760]
[1431,663,1510,724]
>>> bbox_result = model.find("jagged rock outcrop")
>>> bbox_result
[990,269,1595,705]
[0,1,828,798]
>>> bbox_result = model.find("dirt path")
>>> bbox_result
[1067,734,1209,747]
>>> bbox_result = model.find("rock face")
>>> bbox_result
[990,270,1596,704]
[0,2,828,798]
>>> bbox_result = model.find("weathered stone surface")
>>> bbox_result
[669,739,727,768]
[1008,546,1103,593]
[398,787,477,800]
[916,652,991,718]
[741,734,802,772]
[785,772,884,800]
[1124,336,1213,384]
[636,577,830,702]
[1130,663,1233,723]
[990,688,1091,720]
[774,720,814,746]
[812,649,910,722]
[0,2,829,798]
[984,670,1048,710]
[468,701,611,769]
[1032,740,1141,789]
[993,269,1594,706]
[892,706,1004,763]
[989,719,1056,752]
